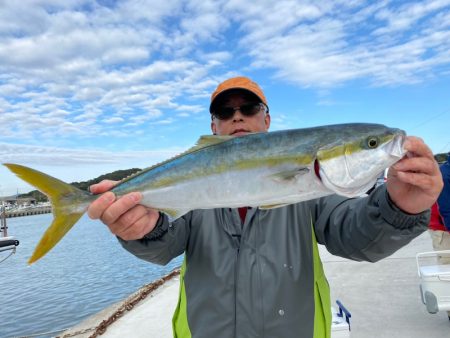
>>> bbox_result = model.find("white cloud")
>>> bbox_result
[151,118,175,125]
[0,0,230,136]
[104,116,125,124]
[176,104,204,113]
[0,0,449,150]
[374,0,450,35]
[0,141,183,167]
[228,1,450,87]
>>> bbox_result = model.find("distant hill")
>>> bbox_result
[18,168,142,202]
[435,152,448,164]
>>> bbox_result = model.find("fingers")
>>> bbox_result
[87,191,159,240]
[87,192,116,220]
[112,208,160,240]
[393,155,437,176]
[89,180,118,194]
[392,170,436,189]
[402,136,435,160]
[101,192,142,225]
[108,204,150,235]
[387,136,443,214]
[87,191,140,222]
[393,136,439,176]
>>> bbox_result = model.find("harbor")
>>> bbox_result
[0,195,52,218]
[0,213,184,338]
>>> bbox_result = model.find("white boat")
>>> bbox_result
[1,204,20,261]
[0,236,19,253]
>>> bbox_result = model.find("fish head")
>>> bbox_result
[316,125,406,197]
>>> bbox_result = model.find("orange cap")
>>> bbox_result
[209,76,268,113]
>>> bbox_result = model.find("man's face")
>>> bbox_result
[210,93,271,136]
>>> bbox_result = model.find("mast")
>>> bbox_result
[0,204,7,237]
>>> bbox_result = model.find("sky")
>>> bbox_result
[1,0,450,197]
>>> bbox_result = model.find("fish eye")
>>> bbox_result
[367,137,379,149]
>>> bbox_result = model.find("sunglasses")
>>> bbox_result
[213,103,268,121]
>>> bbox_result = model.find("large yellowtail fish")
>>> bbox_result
[4,123,406,264]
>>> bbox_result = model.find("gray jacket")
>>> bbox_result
[119,186,429,338]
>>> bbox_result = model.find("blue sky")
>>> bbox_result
[1,0,450,196]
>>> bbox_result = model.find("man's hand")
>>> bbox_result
[87,180,160,240]
[387,136,443,214]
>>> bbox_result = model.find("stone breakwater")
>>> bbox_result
[4,206,52,218]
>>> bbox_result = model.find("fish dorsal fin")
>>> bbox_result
[194,135,235,149]
[116,135,235,186]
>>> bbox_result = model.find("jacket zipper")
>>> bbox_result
[232,208,242,338]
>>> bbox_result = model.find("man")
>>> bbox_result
[437,153,450,236]
[88,76,443,338]
[429,153,450,264]
[428,153,450,319]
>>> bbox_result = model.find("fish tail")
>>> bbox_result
[3,163,93,264]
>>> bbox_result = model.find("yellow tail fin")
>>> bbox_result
[3,163,93,264]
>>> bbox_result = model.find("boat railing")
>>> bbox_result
[0,205,20,263]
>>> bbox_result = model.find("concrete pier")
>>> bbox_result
[5,206,52,218]
[61,232,450,338]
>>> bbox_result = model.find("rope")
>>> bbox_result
[54,327,95,337]
[86,269,180,338]
[0,247,16,264]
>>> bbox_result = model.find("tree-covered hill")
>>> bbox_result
[19,168,142,202]
[435,152,448,164]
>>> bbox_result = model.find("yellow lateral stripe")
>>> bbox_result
[317,134,393,161]
[148,154,312,189]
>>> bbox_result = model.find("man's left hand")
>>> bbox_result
[387,136,443,214]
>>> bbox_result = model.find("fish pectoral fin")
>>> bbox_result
[159,208,190,220]
[259,203,291,210]
[268,167,310,182]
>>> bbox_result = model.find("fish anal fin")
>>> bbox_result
[260,203,291,210]
[160,208,190,220]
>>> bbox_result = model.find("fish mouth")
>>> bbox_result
[388,133,407,159]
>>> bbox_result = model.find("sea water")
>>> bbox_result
[0,214,182,338]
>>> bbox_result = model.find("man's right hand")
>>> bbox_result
[87,180,160,240]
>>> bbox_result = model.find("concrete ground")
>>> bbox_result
[322,232,450,338]
[62,232,450,337]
